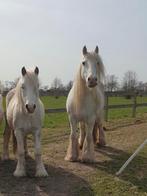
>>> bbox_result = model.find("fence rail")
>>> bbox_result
[44,91,147,122]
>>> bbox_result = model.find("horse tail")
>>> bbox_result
[93,121,98,144]
[12,130,17,155]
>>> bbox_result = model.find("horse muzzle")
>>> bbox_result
[87,77,98,88]
[26,104,36,113]
[88,81,97,88]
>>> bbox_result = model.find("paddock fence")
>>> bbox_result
[44,91,147,130]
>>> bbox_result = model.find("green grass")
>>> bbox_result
[41,95,147,124]
[41,96,66,109]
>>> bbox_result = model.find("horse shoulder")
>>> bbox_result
[38,99,45,120]
[66,87,74,113]
[6,88,16,108]
[0,95,3,123]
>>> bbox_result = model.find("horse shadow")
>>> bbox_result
[82,145,147,192]
[0,156,94,196]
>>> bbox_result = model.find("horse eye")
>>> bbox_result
[82,61,85,66]
[97,62,100,65]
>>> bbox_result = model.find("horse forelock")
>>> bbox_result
[23,70,39,87]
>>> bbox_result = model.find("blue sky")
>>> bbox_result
[0,0,146,87]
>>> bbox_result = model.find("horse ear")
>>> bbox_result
[95,46,99,54]
[83,45,87,55]
[34,67,39,75]
[21,67,26,76]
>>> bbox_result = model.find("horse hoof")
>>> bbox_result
[35,168,48,177]
[13,169,26,177]
[96,142,106,147]
[81,158,95,163]
[81,154,95,163]
[64,156,78,162]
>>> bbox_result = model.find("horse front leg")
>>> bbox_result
[34,129,48,177]
[13,129,26,177]
[65,116,79,161]
[81,120,95,163]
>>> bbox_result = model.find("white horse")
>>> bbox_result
[65,46,106,163]
[2,67,48,177]
[0,94,3,124]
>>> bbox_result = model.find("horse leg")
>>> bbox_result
[79,122,86,150]
[81,120,95,163]
[24,135,29,157]
[98,122,106,146]
[65,116,79,161]
[34,130,48,177]
[12,129,17,156]
[13,129,26,177]
[2,123,11,160]
[93,122,98,145]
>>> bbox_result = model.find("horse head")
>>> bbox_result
[20,66,39,114]
[81,45,104,88]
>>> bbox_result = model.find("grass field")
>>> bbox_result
[41,95,147,128]
[1,95,147,131]
[0,95,147,195]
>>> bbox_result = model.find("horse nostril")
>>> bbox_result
[88,77,91,82]
[34,104,36,109]
[26,104,28,109]
[95,78,97,82]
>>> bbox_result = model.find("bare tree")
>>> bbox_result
[105,74,118,92]
[51,77,63,90]
[50,77,64,98]
[122,71,138,91]
[136,81,144,91]
[66,80,73,91]
[0,81,4,94]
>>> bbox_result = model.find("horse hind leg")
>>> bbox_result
[97,122,106,147]
[93,122,98,145]
[2,121,11,160]
[24,135,29,157]
[79,122,86,150]
[12,130,17,156]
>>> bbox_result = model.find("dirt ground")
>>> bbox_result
[0,122,147,196]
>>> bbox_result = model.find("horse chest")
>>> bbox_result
[14,114,40,132]
[75,97,98,121]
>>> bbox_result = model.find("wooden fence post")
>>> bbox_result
[132,92,137,118]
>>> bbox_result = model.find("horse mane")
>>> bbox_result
[14,69,39,112]
[72,52,105,112]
